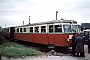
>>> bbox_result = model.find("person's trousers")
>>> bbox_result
[80,52,85,57]
[72,45,76,56]
[77,52,85,57]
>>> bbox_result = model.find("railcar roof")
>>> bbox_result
[15,19,77,27]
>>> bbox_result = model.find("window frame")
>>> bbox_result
[71,25,78,33]
[17,28,19,33]
[20,28,22,33]
[24,28,26,32]
[54,25,62,33]
[41,26,46,33]
[30,27,33,33]
[49,25,53,33]
[35,27,39,33]
[63,24,72,33]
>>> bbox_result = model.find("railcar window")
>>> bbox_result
[8,28,9,32]
[5,28,9,33]
[35,27,39,33]
[49,25,53,33]
[20,28,22,32]
[72,25,78,33]
[17,28,19,32]
[63,25,71,33]
[24,28,26,32]
[30,27,33,33]
[55,25,62,33]
[41,26,46,33]
[15,29,17,32]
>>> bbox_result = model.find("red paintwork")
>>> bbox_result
[14,33,48,44]
[48,34,72,47]
[14,33,73,47]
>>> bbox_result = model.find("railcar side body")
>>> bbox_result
[14,20,79,47]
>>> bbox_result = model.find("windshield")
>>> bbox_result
[63,25,71,33]
[63,25,78,33]
[72,25,78,33]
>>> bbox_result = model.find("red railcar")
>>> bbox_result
[14,20,79,48]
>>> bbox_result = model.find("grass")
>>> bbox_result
[0,39,43,58]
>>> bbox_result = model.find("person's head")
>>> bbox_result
[80,33,83,37]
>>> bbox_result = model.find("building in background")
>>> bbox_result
[80,23,90,31]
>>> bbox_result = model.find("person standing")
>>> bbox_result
[71,33,76,56]
[80,33,85,57]
[88,35,90,53]
[75,33,85,57]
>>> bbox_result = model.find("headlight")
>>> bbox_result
[67,38,69,42]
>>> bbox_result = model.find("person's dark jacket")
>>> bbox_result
[75,36,84,53]
[72,35,76,45]
[88,38,90,49]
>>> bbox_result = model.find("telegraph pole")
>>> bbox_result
[23,21,24,25]
[5,24,6,28]
[56,11,58,20]
[29,16,30,24]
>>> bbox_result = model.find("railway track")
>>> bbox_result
[15,40,72,56]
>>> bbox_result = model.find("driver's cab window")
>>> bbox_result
[72,25,78,33]
[63,25,71,33]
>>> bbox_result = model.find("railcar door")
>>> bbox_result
[48,25,55,45]
[48,23,63,48]
[10,27,14,40]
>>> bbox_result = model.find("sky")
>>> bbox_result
[0,0,90,27]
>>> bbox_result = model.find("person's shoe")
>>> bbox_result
[73,55,76,57]
[77,55,79,57]
[82,56,85,57]
[80,56,85,57]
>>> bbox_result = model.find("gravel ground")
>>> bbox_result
[2,56,78,60]
[1,45,90,60]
